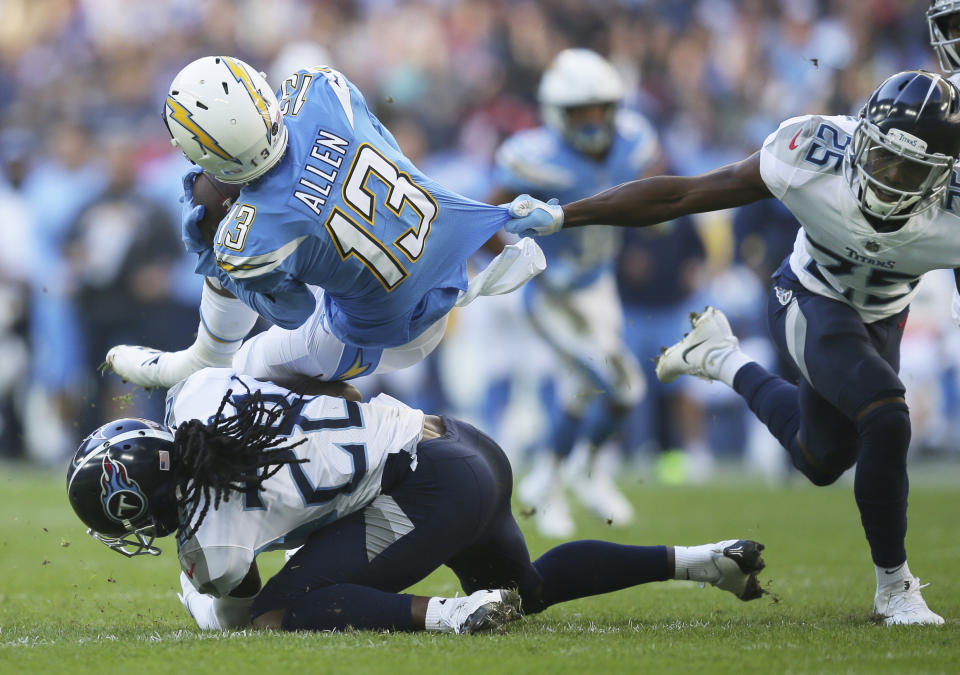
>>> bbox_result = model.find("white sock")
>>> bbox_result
[715,349,754,388]
[424,596,452,632]
[876,560,912,590]
[193,277,259,362]
[673,544,719,583]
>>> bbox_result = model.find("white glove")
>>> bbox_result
[177,571,255,630]
[503,194,564,237]
[952,289,960,328]
[178,571,222,630]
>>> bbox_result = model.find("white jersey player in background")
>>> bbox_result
[504,70,958,625]
[66,369,770,634]
[490,49,657,537]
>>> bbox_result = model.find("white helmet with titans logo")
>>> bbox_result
[164,56,288,184]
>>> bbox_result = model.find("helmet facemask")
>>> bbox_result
[87,523,163,558]
[538,48,625,156]
[547,102,619,154]
[928,1,960,74]
[844,119,955,221]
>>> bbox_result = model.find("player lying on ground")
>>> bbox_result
[503,70,956,626]
[66,369,767,633]
[107,55,544,391]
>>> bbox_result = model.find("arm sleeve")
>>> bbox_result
[758,115,818,200]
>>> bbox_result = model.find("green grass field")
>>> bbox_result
[1,462,957,674]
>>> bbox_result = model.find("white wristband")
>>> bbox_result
[952,289,960,329]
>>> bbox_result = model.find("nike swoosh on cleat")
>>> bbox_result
[682,340,707,363]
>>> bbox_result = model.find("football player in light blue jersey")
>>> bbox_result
[490,49,658,537]
[107,56,543,390]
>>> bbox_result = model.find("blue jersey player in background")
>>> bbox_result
[490,49,658,538]
[107,55,544,390]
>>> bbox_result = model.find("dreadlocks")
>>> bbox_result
[174,377,308,541]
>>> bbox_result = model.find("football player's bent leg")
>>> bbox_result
[232,289,447,386]
[736,284,906,485]
[444,424,766,610]
[249,422,520,632]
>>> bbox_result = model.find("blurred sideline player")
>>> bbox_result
[107,55,544,391]
[489,49,657,537]
[504,70,956,625]
[66,370,768,633]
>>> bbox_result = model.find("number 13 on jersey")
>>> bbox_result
[326,144,438,290]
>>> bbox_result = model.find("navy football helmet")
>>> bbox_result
[929,1,960,74]
[66,418,178,557]
[844,70,960,221]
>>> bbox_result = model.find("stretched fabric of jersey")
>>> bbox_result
[211,67,509,348]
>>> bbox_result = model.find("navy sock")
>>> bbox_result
[281,584,414,632]
[854,403,910,567]
[531,540,669,609]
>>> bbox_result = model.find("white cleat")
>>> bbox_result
[710,539,767,600]
[568,473,635,526]
[874,578,945,625]
[679,539,766,600]
[518,452,560,507]
[534,483,575,539]
[106,344,231,389]
[437,589,523,634]
[655,307,740,384]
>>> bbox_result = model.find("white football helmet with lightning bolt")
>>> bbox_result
[164,56,288,184]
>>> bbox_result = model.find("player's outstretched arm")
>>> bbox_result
[505,152,771,236]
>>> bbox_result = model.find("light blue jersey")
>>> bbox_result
[211,67,508,348]
[495,110,659,290]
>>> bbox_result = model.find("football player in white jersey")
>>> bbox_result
[66,370,768,633]
[490,49,656,537]
[929,1,960,84]
[504,70,958,626]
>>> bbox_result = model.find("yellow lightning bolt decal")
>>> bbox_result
[165,96,238,163]
[338,353,371,380]
[222,56,272,142]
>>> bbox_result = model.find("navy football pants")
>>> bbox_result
[251,417,670,630]
[733,268,910,567]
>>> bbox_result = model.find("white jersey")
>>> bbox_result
[164,368,424,597]
[760,113,960,323]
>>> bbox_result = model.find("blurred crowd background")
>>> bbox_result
[0,0,956,482]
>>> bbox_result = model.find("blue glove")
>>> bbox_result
[180,166,208,254]
[502,194,564,237]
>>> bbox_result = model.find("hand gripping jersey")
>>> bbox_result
[760,114,960,323]
[495,110,660,291]
[165,368,423,597]
[211,67,509,348]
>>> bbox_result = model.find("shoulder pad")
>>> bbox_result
[495,129,575,190]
